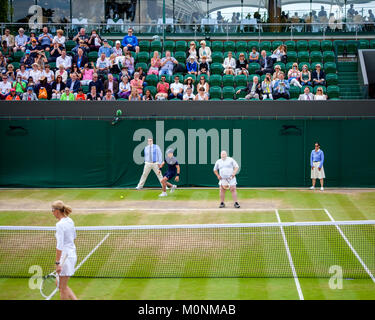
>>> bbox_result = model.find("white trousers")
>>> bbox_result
[137,162,163,188]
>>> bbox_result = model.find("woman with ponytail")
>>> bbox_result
[51,200,78,300]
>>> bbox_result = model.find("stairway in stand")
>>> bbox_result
[337,61,365,100]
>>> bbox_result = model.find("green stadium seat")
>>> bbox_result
[289,86,300,99]
[236,41,247,53]
[284,40,296,52]
[298,62,310,71]
[359,39,369,49]
[65,40,76,51]
[272,41,283,51]
[310,51,323,63]
[135,62,148,71]
[224,41,235,52]
[211,51,224,63]
[137,52,149,63]
[308,40,321,52]
[12,51,24,62]
[151,40,163,52]
[176,41,187,52]
[325,73,338,86]
[248,62,260,74]
[198,73,209,83]
[296,40,308,52]
[209,86,222,99]
[163,40,175,52]
[145,74,158,87]
[139,40,150,52]
[81,85,89,94]
[260,41,271,52]
[297,51,309,63]
[346,40,359,56]
[324,62,337,74]
[49,62,56,70]
[235,87,247,99]
[174,51,186,63]
[210,98,221,101]
[235,75,248,87]
[143,85,157,96]
[209,74,222,86]
[321,40,333,52]
[11,62,20,70]
[285,62,294,71]
[274,62,286,72]
[88,51,98,62]
[370,39,375,49]
[222,75,234,87]
[313,86,326,94]
[333,40,345,56]
[327,85,340,99]
[212,41,223,52]
[287,51,297,63]
[222,86,235,99]
[248,41,260,52]
[210,63,224,75]
[323,51,335,63]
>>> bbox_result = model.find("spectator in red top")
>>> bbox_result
[155,75,169,100]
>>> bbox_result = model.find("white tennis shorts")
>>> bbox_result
[219,176,237,187]
[60,254,77,277]
[311,162,325,179]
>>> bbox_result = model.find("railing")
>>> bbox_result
[0,22,374,40]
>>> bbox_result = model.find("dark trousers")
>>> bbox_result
[274,92,290,100]
[256,67,273,75]
[168,93,183,100]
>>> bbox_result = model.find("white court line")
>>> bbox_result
[45,233,110,300]
[275,209,304,300]
[323,208,375,283]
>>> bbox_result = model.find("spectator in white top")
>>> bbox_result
[53,29,66,48]
[0,74,12,99]
[314,87,327,100]
[159,51,178,76]
[223,52,236,75]
[1,29,14,49]
[298,87,314,100]
[113,41,123,56]
[96,53,111,77]
[199,40,212,63]
[14,28,28,53]
[42,64,55,84]
[29,63,42,84]
[168,75,183,100]
[16,64,29,82]
[183,87,195,101]
[56,49,72,71]
[55,64,68,83]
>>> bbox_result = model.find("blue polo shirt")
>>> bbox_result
[122,35,138,47]
[310,149,324,168]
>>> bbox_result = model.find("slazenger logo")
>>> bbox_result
[133,121,241,169]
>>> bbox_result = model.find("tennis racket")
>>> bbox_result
[40,254,67,300]
[221,176,232,190]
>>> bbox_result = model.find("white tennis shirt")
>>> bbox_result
[213,157,239,179]
[55,217,77,255]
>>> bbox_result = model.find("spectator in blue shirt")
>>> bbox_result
[121,28,140,54]
[186,56,198,76]
[38,27,53,51]
[98,39,113,57]
[310,142,325,191]
[273,72,290,100]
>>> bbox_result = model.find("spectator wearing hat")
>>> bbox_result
[51,75,66,99]
[22,86,38,101]
[56,49,72,71]
[1,29,15,49]
[5,64,16,82]
[98,39,113,58]
[236,53,249,76]
[199,40,212,63]
[66,72,81,94]
[183,77,195,95]
[311,64,326,87]
[122,28,140,54]
[60,87,75,101]
[20,50,34,69]
[0,74,12,99]
[169,75,183,100]
[14,28,28,53]
[88,30,102,51]
[186,56,198,76]
[38,27,53,51]
[5,88,20,100]
[75,88,87,100]
[53,29,66,49]
[186,41,198,62]
[198,55,210,76]
[159,51,178,76]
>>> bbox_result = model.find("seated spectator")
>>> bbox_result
[183,86,195,100]
[236,53,249,76]
[298,86,315,100]
[128,87,141,101]
[120,66,131,80]
[122,51,135,76]
[271,45,287,64]
[108,53,120,74]
[5,88,20,100]
[198,55,210,76]
[122,28,140,54]
[311,64,326,86]
[75,88,87,100]
[55,64,68,83]
[314,87,327,100]
[22,86,38,100]
[272,65,282,84]
[88,30,101,51]
[237,75,262,100]
[169,75,183,100]
[27,38,41,59]
[42,64,54,84]
[155,75,169,100]
[196,75,209,97]
[273,72,290,99]
[38,27,53,51]
[143,89,154,101]
[195,86,209,100]
[96,52,110,78]
[35,76,52,100]
[223,52,236,75]
[300,64,312,86]
[113,41,123,57]
[249,47,260,63]
[34,51,48,70]
[186,41,198,62]
[12,75,26,95]
[287,63,302,88]
[53,29,66,49]
[1,41,12,63]
[0,53,7,72]
[49,42,62,62]
[186,56,198,76]
[81,63,95,85]
[148,51,161,75]
[87,85,101,101]
[0,74,12,99]
[183,77,195,94]
[2,29,14,49]
[71,64,82,80]
[256,50,274,75]
[261,73,273,100]
[118,76,131,99]
[136,66,147,85]
[73,48,88,70]
[130,72,144,96]
[52,75,66,99]
[6,64,16,82]
[159,51,178,76]
[26,76,35,90]
[26,32,38,46]
[29,63,42,84]
[66,72,81,94]
[73,28,89,46]
[17,64,29,82]
[20,50,34,69]
[73,39,89,56]
[89,73,104,97]
[60,87,75,101]
[98,39,113,58]
[199,40,212,63]
[56,49,72,71]
[14,28,28,53]
[104,73,119,98]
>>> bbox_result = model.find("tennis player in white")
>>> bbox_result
[52,200,78,300]
[213,150,240,208]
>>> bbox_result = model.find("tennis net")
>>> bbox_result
[0,221,374,279]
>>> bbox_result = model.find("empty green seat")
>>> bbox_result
[287,51,297,63]
[297,51,309,63]
[323,51,335,63]
[310,51,322,63]
[235,87,247,98]
[137,52,149,63]
[210,63,224,75]
[370,39,375,49]
[163,40,175,52]
[145,74,158,87]
[346,40,359,55]
[224,41,235,52]
[11,62,20,70]
[248,41,260,52]
[235,74,248,87]
[260,41,271,52]
[151,40,162,52]
[308,40,320,51]
[209,74,222,86]
[284,40,296,52]
[222,86,235,99]
[65,40,76,51]
[88,51,98,62]
[211,51,224,63]
[296,40,308,52]
[174,51,186,63]
[81,85,89,94]
[321,40,333,52]
[198,73,209,83]
[325,73,338,86]
[12,51,24,62]
[212,41,223,52]
[324,62,337,74]
[272,41,283,51]
[139,40,150,52]
[222,75,234,87]
[359,39,369,49]
[248,62,260,74]
[285,62,294,71]
[289,86,301,99]
[135,62,148,71]
[175,41,187,52]
[333,40,345,56]
[327,85,340,98]
[236,41,247,52]
[209,86,222,99]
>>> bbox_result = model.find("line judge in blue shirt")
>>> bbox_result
[310,142,325,191]
[122,28,140,54]
[136,138,164,190]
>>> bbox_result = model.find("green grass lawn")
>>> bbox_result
[0,188,374,300]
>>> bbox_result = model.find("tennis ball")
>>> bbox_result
[120,195,124,199]
[116,109,122,116]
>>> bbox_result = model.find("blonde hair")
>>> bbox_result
[52,200,72,216]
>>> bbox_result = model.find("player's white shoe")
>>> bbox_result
[170,185,177,193]
[159,192,168,197]
[310,186,315,190]
[135,186,143,190]
[320,187,324,191]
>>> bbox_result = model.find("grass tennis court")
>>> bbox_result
[0,188,374,300]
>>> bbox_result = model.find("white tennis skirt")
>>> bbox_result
[60,254,77,277]
[311,162,326,179]
[219,176,237,187]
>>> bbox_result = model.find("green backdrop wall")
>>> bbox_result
[1,119,374,187]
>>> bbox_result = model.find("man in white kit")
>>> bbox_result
[213,150,240,208]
